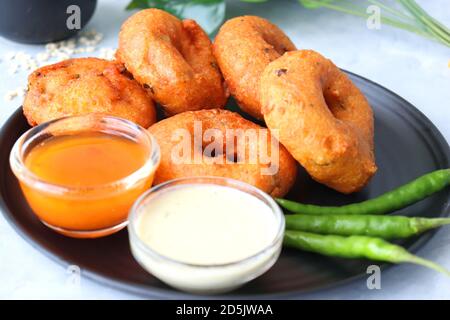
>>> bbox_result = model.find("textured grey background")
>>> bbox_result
[0,0,449,299]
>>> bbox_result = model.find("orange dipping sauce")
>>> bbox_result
[11,115,160,238]
[25,133,148,187]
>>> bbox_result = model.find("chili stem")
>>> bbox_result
[284,230,450,277]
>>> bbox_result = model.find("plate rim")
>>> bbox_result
[1,70,449,299]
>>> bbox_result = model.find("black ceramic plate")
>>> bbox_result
[1,72,449,299]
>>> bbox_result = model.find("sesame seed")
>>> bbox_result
[2,29,114,101]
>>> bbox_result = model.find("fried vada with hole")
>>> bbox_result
[23,57,156,128]
[148,109,297,197]
[213,16,296,120]
[260,50,377,193]
[116,9,227,116]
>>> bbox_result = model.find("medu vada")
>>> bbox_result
[23,57,156,128]
[260,50,377,193]
[213,16,296,120]
[148,109,297,197]
[116,9,227,116]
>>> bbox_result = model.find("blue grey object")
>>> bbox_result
[0,0,97,43]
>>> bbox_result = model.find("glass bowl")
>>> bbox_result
[10,114,160,238]
[128,176,285,294]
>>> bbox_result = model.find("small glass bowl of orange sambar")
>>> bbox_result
[10,114,160,238]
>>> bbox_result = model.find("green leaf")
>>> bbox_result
[126,0,150,10]
[298,0,334,9]
[181,0,226,34]
[240,0,269,3]
[125,0,225,34]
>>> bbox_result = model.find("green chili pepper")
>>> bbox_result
[285,214,450,239]
[284,230,450,276]
[277,169,450,215]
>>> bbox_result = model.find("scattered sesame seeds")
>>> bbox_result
[98,47,115,60]
[85,46,96,53]
[4,51,16,61]
[36,52,50,62]
[8,64,18,75]
[4,86,26,102]
[4,90,17,101]
[2,29,116,101]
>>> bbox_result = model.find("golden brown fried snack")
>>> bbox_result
[116,9,227,116]
[213,16,296,120]
[260,50,377,193]
[148,109,297,197]
[23,58,156,128]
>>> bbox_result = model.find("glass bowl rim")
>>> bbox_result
[9,114,160,195]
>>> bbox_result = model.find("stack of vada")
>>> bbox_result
[22,8,377,197]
